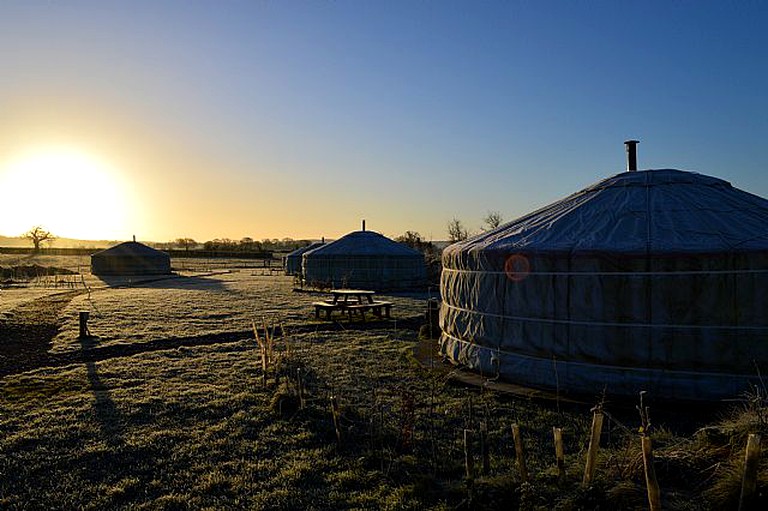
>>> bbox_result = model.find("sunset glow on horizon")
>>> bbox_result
[0,147,135,240]
[1,2,767,244]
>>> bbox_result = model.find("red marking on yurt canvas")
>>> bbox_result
[504,254,530,282]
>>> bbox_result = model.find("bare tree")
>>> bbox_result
[203,238,237,251]
[447,218,469,243]
[174,238,197,251]
[25,226,55,252]
[483,210,503,231]
[396,231,424,248]
[240,237,262,251]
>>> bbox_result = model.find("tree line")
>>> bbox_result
[19,211,508,254]
[155,237,315,253]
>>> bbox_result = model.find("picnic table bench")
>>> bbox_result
[312,289,393,321]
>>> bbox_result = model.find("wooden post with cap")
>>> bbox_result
[78,311,90,339]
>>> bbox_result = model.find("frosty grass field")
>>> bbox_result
[1,254,766,510]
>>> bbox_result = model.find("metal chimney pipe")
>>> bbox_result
[362,219,366,231]
[625,140,639,172]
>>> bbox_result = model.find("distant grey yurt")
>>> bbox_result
[440,142,768,401]
[302,228,426,291]
[91,241,171,276]
[284,241,324,276]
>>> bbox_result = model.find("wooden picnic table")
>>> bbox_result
[312,289,393,321]
[329,289,376,304]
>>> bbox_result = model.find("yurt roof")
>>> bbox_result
[92,241,169,258]
[286,241,324,258]
[451,169,768,255]
[306,230,422,257]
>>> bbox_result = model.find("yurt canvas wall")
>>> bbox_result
[91,241,172,276]
[440,169,768,401]
[302,230,426,291]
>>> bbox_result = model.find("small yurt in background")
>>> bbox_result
[302,224,426,291]
[440,142,768,401]
[284,241,324,275]
[91,240,171,276]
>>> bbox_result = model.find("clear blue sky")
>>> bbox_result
[1,1,767,241]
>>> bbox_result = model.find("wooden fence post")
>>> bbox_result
[739,433,762,511]
[641,436,662,511]
[512,423,528,482]
[582,411,604,486]
[553,427,565,483]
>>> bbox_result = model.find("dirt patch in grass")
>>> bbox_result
[0,290,85,377]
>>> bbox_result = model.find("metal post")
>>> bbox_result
[625,140,639,172]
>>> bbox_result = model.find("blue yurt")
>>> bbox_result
[91,241,171,276]
[302,227,426,291]
[284,241,324,276]
[440,144,768,400]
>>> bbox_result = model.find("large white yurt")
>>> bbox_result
[284,241,324,276]
[440,143,768,401]
[91,241,171,276]
[302,227,426,291]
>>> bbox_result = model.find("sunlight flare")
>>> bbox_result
[0,147,132,240]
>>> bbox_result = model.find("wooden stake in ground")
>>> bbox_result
[553,427,565,483]
[582,411,604,486]
[262,317,275,366]
[78,311,90,339]
[297,368,305,410]
[512,423,528,482]
[635,390,661,509]
[464,429,474,481]
[253,320,267,387]
[480,421,490,475]
[739,433,762,511]
[330,395,342,446]
[641,436,662,511]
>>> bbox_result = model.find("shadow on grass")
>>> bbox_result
[95,273,227,291]
[80,334,124,446]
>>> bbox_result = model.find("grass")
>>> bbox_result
[1,257,768,509]
[1,336,455,510]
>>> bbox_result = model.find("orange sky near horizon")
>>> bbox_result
[0,97,416,243]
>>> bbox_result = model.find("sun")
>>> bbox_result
[0,147,132,240]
